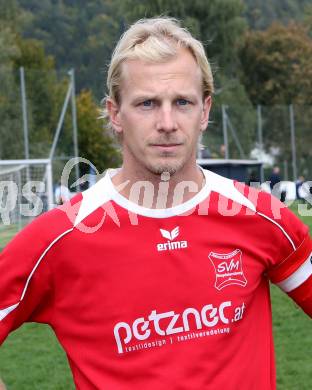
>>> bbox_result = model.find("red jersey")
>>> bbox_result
[1,168,311,389]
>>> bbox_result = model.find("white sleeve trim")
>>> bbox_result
[0,303,19,321]
[276,252,312,292]
[0,227,73,322]
[256,211,296,251]
[21,228,74,300]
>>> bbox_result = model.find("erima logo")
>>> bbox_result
[157,226,188,252]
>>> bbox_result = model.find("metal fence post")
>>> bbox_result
[221,105,229,159]
[257,105,264,183]
[20,67,29,160]
[289,104,297,181]
[69,69,80,184]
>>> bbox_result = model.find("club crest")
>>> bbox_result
[208,249,247,291]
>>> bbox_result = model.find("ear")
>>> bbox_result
[106,98,123,133]
[200,95,212,132]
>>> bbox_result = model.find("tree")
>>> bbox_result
[0,0,23,159]
[239,22,312,177]
[0,0,61,159]
[13,38,60,158]
[76,89,121,175]
[244,0,311,30]
[118,0,247,76]
[18,0,121,98]
[240,22,312,105]
[207,77,256,160]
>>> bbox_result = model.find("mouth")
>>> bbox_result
[150,143,183,151]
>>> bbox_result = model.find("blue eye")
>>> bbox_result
[142,100,153,107]
[177,99,189,106]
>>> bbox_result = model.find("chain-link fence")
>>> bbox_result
[0,66,78,182]
[1,67,311,185]
[201,104,312,182]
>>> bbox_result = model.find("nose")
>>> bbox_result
[156,104,177,133]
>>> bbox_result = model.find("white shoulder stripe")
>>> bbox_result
[0,303,19,321]
[74,172,113,226]
[0,227,73,322]
[276,252,312,292]
[204,170,296,251]
[204,169,256,213]
[256,211,296,251]
[21,228,74,300]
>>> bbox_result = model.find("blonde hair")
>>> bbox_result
[102,17,214,128]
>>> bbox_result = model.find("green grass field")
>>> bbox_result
[0,225,19,252]
[0,202,311,389]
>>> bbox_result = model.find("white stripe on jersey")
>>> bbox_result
[0,228,73,322]
[276,252,312,292]
[0,303,19,321]
[256,211,296,251]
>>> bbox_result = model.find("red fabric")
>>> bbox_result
[268,235,312,283]
[1,175,311,389]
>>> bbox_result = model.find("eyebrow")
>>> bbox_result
[131,94,157,104]
[175,94,198,102]
[131,93,199,104]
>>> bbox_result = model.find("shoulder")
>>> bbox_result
[1,193,83,260]
[234,180,309,255]
[202,169,309,250]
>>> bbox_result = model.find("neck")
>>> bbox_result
[111,165,205,209]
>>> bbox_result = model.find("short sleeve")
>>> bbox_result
[0,207,73,345]
[266,205,312,317]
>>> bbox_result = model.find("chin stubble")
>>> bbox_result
[146,161,184,176]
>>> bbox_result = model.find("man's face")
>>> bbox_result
[108,48,211,176]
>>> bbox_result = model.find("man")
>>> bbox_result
[0,17,311,389]
[269,165,282,198]
[54,180,72,205]
[296,175,306,200]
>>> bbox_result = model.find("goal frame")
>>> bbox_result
[0,158,54,211]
